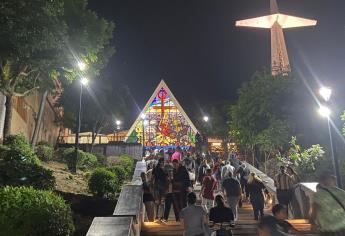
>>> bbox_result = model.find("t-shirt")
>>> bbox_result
[222,177,241,197]
[313,186,345,232]
[209,206,234,223]
[221,164,235,180]
[171,151,182,161]
[180,205,206,236]
[202,175,217,200]
[276,219,293,233]
[152,166,167,185]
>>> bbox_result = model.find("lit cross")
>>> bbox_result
[236,0,317,76]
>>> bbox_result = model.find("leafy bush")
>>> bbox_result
[2,134,40,165]
[277,136,325,181]
[94,153,107,166]
[88,168,119,198]
[78,151,98,170]
[0,186,74,236]
[37,140,52,147]
[54,148,98,170]
[35,144,54,161]
[0,151,55,190]
[108,165,127,184]
[118,154,134,177]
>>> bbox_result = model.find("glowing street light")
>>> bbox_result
[116,120,121,126]
[319,87,332,102]
[203,116,209,122]
[318,105,331,118]
[80,77,89,86]
[78,61,87,71]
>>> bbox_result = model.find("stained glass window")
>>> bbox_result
[126,82,197,148]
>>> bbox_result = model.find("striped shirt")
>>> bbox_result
[275,173,294,190]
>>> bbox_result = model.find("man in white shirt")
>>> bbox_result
[221,161,235,182]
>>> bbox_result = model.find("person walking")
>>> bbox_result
[310,171,345,236]
[221,161,235,183]
[209,195,235,236]
[247,172,269,220]
[163,168,180,222]
[198,159,210,185]
[222,172,242,220]
[171,146,182,162]
[274,166,294,209]
[180,192,209,236]
[152,158,168,221]
[200,168,217,212]
[141,172,155,222]
[173,159,191,210]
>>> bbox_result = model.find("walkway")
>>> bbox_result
[142,187,316,236]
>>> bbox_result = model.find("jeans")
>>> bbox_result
[164,193,180,221]
[250,194,264,220]
[227,196,240,220]
[202,197,214,212]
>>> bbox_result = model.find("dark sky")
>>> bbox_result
[87,0,345,125]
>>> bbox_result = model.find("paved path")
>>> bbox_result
[141,186,316,236]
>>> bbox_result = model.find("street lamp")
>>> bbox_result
[115,120,121,141]
[318,87,342,188]
[73,77,89,173]
[318,105,331,118]
[78,61,87,71]
[203,116,209,122]
[319,87,332,102]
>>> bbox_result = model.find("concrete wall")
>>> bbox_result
[8,91,60,145]
[0,92,6,141]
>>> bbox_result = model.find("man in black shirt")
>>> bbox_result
[152,158,167,220]
[272,204,299,234]
[173,159,191,209]
[222,172,241,220]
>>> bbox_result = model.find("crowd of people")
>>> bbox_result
[141,147,345,236]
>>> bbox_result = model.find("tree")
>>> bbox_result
[229,71,301,165]
[0,0,67,138]
[58,77,130,150]
[0,0,115,139]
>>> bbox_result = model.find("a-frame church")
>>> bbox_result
[125,80,198,148]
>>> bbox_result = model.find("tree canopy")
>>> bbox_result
[229,71,302,159]
[0,0,115,138]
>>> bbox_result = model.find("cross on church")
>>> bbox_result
[236,0,317,76]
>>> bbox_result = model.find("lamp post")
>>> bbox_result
[318,87,342,188]
[115,120,121,141]
[73,77,89,173]
[141,113,146,156]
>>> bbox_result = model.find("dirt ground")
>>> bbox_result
[41,161,90,195]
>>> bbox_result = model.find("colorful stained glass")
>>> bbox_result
[125,80,198,148]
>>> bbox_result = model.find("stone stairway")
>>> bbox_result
[141,186,316,236]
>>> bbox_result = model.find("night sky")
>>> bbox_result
[87,0,345,125]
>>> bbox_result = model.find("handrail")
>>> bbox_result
[87,160,146,236]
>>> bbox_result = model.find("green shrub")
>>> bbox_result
[0,151,55,190]
[88,168,119,198]
[108,165,127,184]
[37,140,52,147]
[0,186,74,236]
[78,151,98,170]
[54,148,98,170]
[35,144,54,161]
[94,153,107,166]
[118,154,134,177]
[2,134,40,165]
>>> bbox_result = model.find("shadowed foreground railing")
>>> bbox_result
[86,161,146,236]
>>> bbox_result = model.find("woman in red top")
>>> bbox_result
[200,169,217,212]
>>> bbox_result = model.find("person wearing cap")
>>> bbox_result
[310,171,345,235]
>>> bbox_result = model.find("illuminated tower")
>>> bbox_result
[236,0,317,75]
